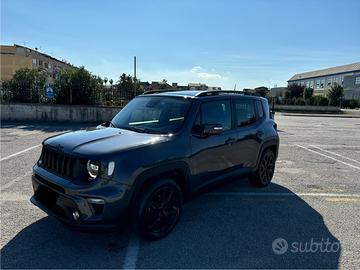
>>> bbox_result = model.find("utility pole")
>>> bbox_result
[134,56,137,97]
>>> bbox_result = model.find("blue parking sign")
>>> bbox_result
[46,87,54,99]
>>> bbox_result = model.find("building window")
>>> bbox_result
[306,81,310,88]
[355,77,360,85]
[44,62,48,69]
[316,80,320,89]
[327,77,332,86]
[38,60,43,67]
[320,79,325,88]
[32,58,37,65]
[48,63,52,70]
[309,80,314,88]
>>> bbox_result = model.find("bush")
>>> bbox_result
[310,95,329,106]
[295,97,305,105]
[287,84,305,98]
[54,67,104,105]
[5,68,46,103]
[341,99,360,109]
[304,87,314,100]
[327,84,344,106]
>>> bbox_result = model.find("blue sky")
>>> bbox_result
[1,0,360,89]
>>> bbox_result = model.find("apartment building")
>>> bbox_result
[0,44,73,85]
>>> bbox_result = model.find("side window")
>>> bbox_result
[235,100,256,127]
[201,100,231,130]
[256,100,264,119]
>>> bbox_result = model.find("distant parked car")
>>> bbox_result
[31,90,279,240]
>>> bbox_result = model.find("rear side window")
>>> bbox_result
[256,100,264,119]
[234,100,256,127]
[201,100,231,130]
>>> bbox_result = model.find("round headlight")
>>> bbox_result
[87,160,100,179]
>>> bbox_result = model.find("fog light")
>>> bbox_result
[72,211,80,221]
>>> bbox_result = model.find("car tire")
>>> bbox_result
[132,178,183,240]
[250,149,276,187]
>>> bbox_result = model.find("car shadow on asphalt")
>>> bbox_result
[1,180,340,269]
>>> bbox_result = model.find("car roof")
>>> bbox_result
[142,90,265,100]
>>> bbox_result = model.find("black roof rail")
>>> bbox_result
[142,89,187,95]
[195,90,261,97]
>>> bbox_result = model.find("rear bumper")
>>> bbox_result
[31,166,133,229]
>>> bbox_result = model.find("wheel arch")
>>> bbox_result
[255,138,279,169]
[130,161,191,206]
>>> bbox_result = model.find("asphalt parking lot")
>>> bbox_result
[1,114,360,269]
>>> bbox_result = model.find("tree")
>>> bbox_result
[254,86,269,97]
[286,84,305,98]
[304,87,314,99]
[103,77,108,85]
[327,84,344,106]
[109,79,113,86]
[54,66,104,105]
[7,68,46,103]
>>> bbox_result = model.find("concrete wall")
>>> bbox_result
[1,103,342,123]
[274,105,341,113]
[1,103,121,122]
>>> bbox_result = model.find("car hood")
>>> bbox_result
[44,127,171,157]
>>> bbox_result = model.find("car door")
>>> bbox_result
[227,98,262,170]
[190,99,235,188]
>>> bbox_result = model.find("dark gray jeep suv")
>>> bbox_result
[31,90,279,240]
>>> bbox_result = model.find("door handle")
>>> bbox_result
[226,137,237,145]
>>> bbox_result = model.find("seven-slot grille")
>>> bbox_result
[40,146,85,179]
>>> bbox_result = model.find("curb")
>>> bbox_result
[280,113,360,118]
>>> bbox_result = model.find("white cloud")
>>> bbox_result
[190,66,204,73]
[197,72,222,80]
[190,66,224,80]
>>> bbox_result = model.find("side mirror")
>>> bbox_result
[192,123,223,137]
[96,121,111,129]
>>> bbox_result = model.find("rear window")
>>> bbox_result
[234,100,256,127]
[256,100,264,119]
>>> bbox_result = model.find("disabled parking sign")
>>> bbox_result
[45,87,54,99]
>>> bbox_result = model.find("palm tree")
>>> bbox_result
[104,77,108,86]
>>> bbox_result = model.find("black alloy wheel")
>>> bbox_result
[250,149,276,187]
[134,179,182,240]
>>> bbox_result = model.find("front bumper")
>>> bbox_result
[31,165,132,229]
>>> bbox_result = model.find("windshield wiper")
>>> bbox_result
[119,126,149,133]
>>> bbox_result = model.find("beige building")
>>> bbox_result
[288,62,360,100]
[0,44,73,85]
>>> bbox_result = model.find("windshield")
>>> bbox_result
[111,96,191,134]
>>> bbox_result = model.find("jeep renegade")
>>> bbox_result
[31,90,279,240]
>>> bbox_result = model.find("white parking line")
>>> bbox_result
[295,144,360,170]
[207,192,360,198]
[310,145,360,164]
[0,144,41,162]
[1,171,32,190]
[122,234,140,270]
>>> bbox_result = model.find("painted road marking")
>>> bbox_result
[207,192,360,198]
[310,145,360,164]
[0,144,41,162]
[295,144,360,170]
[122,234,140,270]
[2,171,32,190]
